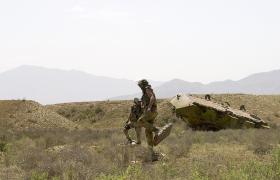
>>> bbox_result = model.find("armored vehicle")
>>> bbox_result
[170,94,270,130]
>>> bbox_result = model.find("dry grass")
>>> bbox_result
[0,100,77,130]
[1,95,280,179]
[47,99,176,129]
[1,126,280,179]
[48,95,280,129]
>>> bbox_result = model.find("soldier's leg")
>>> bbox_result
[138,113,159,161]
[138,112,158,133]
[145,128,154,147]
[123,123,133,143]
[145,128,158,161]
[135,127,142,144]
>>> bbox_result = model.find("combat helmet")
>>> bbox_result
[133,98,140,104]
[138,79,149,88]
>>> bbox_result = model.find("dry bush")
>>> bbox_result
[2,94,280,179]
[2,126,280,179]
[165,131,193,159]
[0,128,134,179]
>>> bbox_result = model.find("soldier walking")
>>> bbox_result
[123,98,143,145]
[137,79,161,161]
[123,79,172,161]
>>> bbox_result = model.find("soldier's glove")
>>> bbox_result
[124,124,131,130]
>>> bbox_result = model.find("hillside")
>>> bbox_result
[1,94,278,132]
[48,94,280,128]
[0,100,77,130]
[47,100,175,129]
[1,94,280,179]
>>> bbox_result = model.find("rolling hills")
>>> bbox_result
[1,94,280,179]
[115,69,280,100]
[48,94,280,128]
[0,100,77,130]
[0,65,280,104]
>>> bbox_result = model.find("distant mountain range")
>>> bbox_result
[0,66,139,104]
[113,69,280,100]
[0,65,279,104]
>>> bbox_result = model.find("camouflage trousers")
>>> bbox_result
[123,111,158,146]
[123,119,142,144]
[137,111,159,161]
[137,111,158,147]
[124,111,159,161]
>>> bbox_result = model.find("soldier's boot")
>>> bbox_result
[147,146,159,162]
[152,126,160,135]
[154,123,173,146]
[126,138,133,145]
[123,128,133,144]
[145,129,158,161]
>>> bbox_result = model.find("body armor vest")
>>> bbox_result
[131,104,142,120]
[141,86,157,112]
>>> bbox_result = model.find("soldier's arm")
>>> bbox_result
[127,113,133,121]
[146,88,155,111]
[128,107,134,121]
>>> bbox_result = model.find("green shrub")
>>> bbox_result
[0,142,6,152]
[96,164,145,180]
[30,172,48,180]
[95,107,104,114]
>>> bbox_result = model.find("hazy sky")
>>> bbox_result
[0,0,280,83]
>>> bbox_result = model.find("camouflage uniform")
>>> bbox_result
[137,79,159,161]
[123,98,143,144]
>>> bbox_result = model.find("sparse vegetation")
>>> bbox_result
[1,127,280,179]
[0,142,6,152]
[55,104,107,126]
[1,95,280,179]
